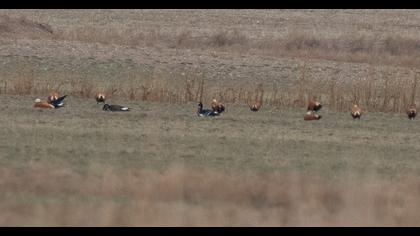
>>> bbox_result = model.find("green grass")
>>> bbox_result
[1,95,420,226]
[2,94,420,178]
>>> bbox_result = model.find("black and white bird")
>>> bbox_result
[197,102,219,117]
[103,104,130,112]
[49,95,67,108]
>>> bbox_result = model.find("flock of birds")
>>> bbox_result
[198,96,417,121]
[33,92,417,120]
[34,92,131,112]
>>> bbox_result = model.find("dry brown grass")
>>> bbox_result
[0,14,53,39]
[1,13,420,113]
[53,27,420,68]
[1,163,420,226]
[2,13,420,67]
[49,23,420,68]
[3,65,420,113]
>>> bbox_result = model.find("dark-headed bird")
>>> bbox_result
[197,102,219,117]
[248,101,262,112]
[304,111,321,121]
[407,105,417,120]
[351,104,362,120]
[95,92,106,104]
[211,99,225,113]
[103,104,130,112]
[307,97,322,112]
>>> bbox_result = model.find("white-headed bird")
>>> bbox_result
[34,98,54,109]
[95,92,106,104]
[304,111,321,121]
[211,99,225,113]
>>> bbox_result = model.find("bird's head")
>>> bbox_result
[103,104,110,111]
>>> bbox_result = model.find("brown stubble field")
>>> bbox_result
[1,9,420,226]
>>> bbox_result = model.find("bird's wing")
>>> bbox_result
[111,105,130,111]
[51,95,67,107]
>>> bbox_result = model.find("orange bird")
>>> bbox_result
[407,105,417,120]
[47,91,59,103]
[95,92,106,103]
[307,96,322,112]
[248,101,262,112]
[351,104,362,119]
[211,99,225,113]
[34,98,54,109]
[304,111,321,121]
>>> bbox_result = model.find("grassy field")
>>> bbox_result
[2,95,420,226]
[2,9,420,226]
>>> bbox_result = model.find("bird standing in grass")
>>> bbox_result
[47,91,59,103]
[351,104,362,120]
[307,96,322,112]
[248,101,262,112]
[211,99,225,113]
[95,92,106,104]
[103,104,131,112]
[197,102,219,117]
[407,105,417,120]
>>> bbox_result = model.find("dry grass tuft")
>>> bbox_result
[0,14,53,39]
[2,65,420,114]
[1,163,420,226]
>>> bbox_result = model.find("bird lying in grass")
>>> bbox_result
[49,95,67,108]
[34,95,67,109]
[197,102,219,117]
[304,111,321,121]
[103,104,131,112]
[34,98,54,109]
